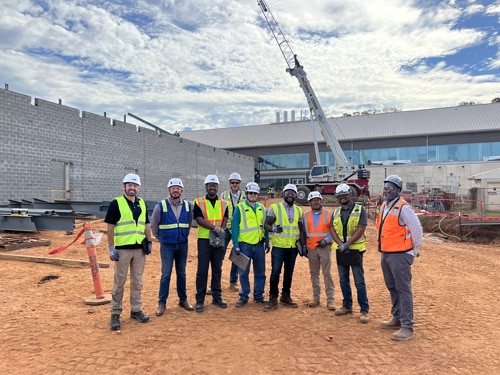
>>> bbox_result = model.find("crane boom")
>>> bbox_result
[257,0,350,168]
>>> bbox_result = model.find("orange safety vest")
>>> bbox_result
[303,209,332,250]
[376,198,414,252]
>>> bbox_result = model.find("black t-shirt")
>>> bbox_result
[105,195,150,249]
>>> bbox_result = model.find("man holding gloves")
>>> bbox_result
[331,184,369,323]
[263,184,303,311]
[193,175,229,312]
[105,173,152,331]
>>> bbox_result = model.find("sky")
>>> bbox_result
[1,0,499,133]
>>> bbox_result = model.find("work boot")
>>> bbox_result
[263,297,278,312]
[335,306,353,316]
[229,282,239,292]
[380,317,401,330]
[130,310,150,323]
[110,314,120,330]
[391,327,415,341]
[360,312,370,323]
[280,293,298,308]
[327,301,336,311]
[306,299,320,307]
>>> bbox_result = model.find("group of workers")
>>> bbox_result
[105,172,422,342]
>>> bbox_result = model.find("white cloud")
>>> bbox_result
[0,0,498,131]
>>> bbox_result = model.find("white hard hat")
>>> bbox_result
[283,183,298,193]
[204,174,220,184]
[245,182,260,194]
[168,178,184,188]
[229,172,241,181]
[335,184,352,195]
[308,191,323,201]
[123,173,141,186]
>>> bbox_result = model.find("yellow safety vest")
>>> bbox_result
[332,204,366,252]
[237,201,265,245]
[114,196,146,246]
[269,202,302,248]
[221,190,244,228]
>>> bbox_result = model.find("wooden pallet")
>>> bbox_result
[0,236,51,251]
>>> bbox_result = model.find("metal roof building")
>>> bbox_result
[180,103,500,149]
[180,103,500,200]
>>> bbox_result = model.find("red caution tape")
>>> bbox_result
[48,228,85,254]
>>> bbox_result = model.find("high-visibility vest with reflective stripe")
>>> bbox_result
[332,204,366,251]
[114,196,146,246]
[237,201,265,245]
[376,198,414,252]
[304,208,332,250]
[157,199,191,244]
[221,190,243,228]
[269,202,302,248]
[194,197,227,239]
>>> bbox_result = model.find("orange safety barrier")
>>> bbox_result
[83,222,105,299]
[49,222,105,299]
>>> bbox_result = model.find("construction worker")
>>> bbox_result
[105,173,152,331]
[267,186,275,198]
[150,177,194,316]
[193,175,229,313]
[301,191,336,310]
[221,172,244,292]
[263,183,303,311]
[231,182,269,307]
[331,184,369,323]
[376,175,423,341]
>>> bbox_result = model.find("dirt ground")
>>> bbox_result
[0,200,499,375]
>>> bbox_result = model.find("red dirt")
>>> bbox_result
[0,206,499,374]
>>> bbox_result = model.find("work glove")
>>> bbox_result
[144,241,152,255]
[318,239,328,248]
[109,246,119,261]
[214,227,225,237]
[233,247,241,256]
[338,243,350,254]
[265,241,270,254]
[272,225,283,233]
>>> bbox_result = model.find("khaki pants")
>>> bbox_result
[307,246,335,302]
[111,249,146,315]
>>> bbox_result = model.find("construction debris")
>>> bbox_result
[0,235,51,250]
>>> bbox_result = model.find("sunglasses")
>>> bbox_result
[230,181,240,185]
[247,192,258,195]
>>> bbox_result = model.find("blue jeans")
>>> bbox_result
[158,242,188,306]
[381,252,414,329]
[269,246,298,298]
[195,239,226,303]
[237,242,266,301]
[337,252,369,313]
[226,230,239,284]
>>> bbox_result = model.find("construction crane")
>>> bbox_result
[257,0,370,203]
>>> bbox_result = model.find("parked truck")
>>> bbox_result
[258,0,370,204]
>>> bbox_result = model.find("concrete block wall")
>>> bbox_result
[0,88,254,205]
